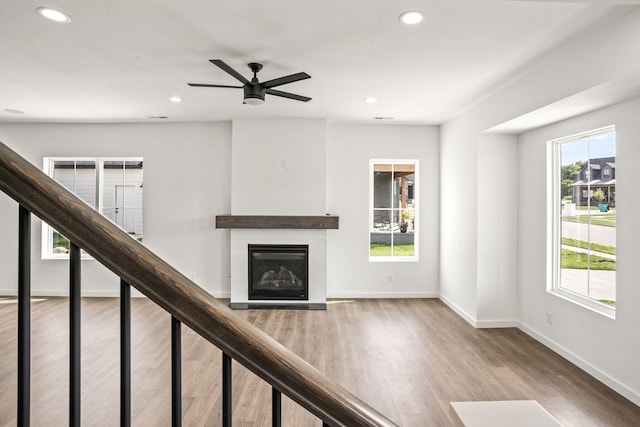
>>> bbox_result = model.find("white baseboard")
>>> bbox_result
[518,321,640,407]
[475,319,519,328]
[211,292,231,299]
[438,294,518,328]
[327,291,439,299]
[438,293,478,327]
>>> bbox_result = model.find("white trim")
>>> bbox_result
[368,255,418,263]
[548,125,615,145]
[439,293,518,328]
[518,321,640,407]
[41,156,144,260]
[211,291,231,299]
[368,158,419,261]
[438,293,478,327]
[549,288,615,319]
[475,319,519,328]
[549,126,617,317]
[327,291,438,299]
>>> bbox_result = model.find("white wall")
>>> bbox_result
[0,122,231,297]
[476,133,519,325]
[440,115,480,320]
[518,97,640,405]
[231,119,326,215]
[326,123,440,298]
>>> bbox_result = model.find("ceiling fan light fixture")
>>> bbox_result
[400,11,423,25]
[243,84,266,106]
[36,7,71,23]
[244,96,265,106]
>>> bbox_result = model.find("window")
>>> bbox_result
[369,160,418,260]
[42,157,144,258]
[551,126,615,316]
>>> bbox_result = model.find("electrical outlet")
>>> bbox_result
[387,274,393,283]
[546,310,552,324]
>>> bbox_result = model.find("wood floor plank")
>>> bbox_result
[1,297,639,426]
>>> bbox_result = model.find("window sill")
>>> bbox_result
[369,256,418,263]
[549,288,616,319]
[43,255,95,261]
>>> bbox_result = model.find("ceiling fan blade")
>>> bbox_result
[187,83,243,88]
[266,88,311,102]
[262,72,311,89]
[209,59,250,84]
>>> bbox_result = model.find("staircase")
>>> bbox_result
[0,140,397,427]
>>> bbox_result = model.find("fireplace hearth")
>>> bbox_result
[248,244,308,300]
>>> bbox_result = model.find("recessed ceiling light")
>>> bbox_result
[147,116,168,119]
[3,108,25,114]
[36,7,71,23]
[373,116,395,120]
[400,11,423,25]
[169,96,182,103]
[363,96,378,104]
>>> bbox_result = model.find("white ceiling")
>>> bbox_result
[1,0,638,125]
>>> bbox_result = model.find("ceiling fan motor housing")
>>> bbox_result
[244,84,266,105]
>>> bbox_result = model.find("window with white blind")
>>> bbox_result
[42,157,143,259]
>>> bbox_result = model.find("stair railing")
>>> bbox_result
[0,140,397,427]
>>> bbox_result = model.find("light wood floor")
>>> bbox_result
[1,297,638,426]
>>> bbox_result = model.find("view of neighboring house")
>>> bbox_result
[572,157,616,207]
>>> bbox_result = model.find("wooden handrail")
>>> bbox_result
[0,140,397,427]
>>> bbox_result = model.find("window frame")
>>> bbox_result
[41,156,144,260]
[549,126,616,318]
[368,159,419,262]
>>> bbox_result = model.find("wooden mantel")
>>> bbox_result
[216,215,339,230]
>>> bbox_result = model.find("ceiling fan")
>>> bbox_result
[188,59,311,105]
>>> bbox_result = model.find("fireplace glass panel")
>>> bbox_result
[248,245,309,300]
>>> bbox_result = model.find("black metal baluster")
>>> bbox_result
[322,422,330,427]
[69,242,81,426]
[171,316,182,427]
[18,205,31,426]
[120,279,131,427]
[222,353,232,427]
[272,387,281,427]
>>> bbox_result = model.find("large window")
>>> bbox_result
[551,126,615,316]
[42,157,144,258]
[369,160,418,260]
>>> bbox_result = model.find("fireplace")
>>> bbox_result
[248,244,309,300]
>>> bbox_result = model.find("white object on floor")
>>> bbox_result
[450,400,562,427]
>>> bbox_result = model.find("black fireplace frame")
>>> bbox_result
[248,244,309,301]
